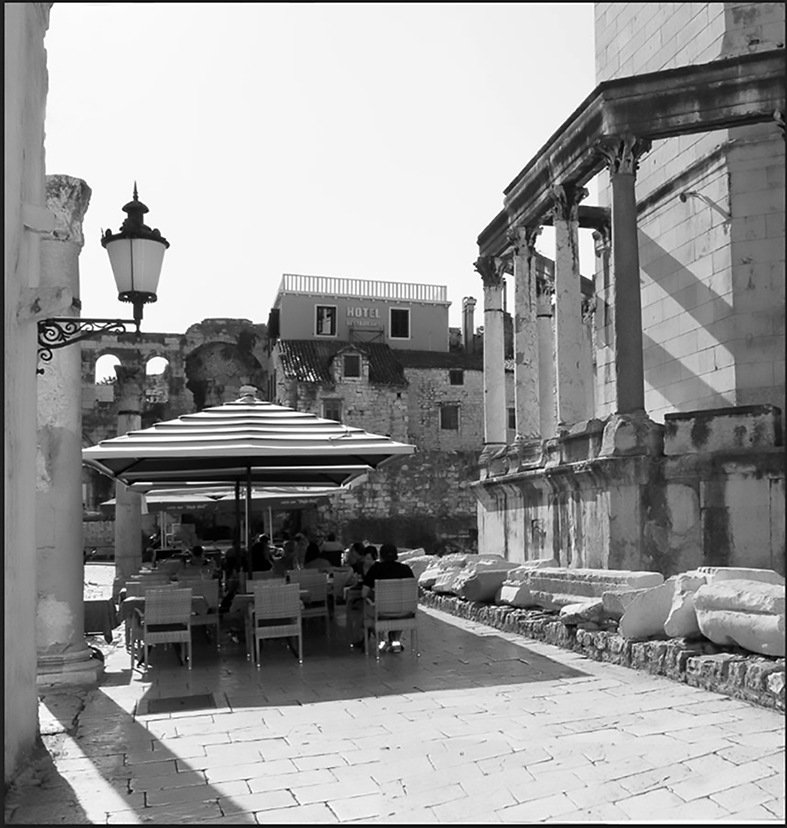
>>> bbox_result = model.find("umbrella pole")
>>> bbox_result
[245,467,252,574]
[234,480,241,551]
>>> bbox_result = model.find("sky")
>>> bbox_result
[44,3,598,338]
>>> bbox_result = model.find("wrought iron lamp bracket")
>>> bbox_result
[37,317,137,374]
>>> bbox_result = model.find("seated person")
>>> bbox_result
[251,533,273,572]
[272,539,297,578]
[346,541,367,574]
[362,545,378,575]
[304,542,333,572]
[319,532,345,568]
[351,544,413,653]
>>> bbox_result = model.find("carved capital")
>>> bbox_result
[548,183,588,223]
[595,133,652,176]
[775,110,786,140]
[44,175,92,246]
[508,225,541,259]
[474,255,506,289]
[592,223,611,253]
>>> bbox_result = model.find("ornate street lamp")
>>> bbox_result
[37,185,169,373]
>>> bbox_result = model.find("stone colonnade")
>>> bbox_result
[35,175,102,687]
[478,133,653,445]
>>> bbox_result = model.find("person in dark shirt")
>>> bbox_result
[360,543,414,653]
[251,534,273,573]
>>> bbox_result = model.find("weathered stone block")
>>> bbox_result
[560,599,606,625]
[619,581,676,639]
[694,579,785,656]
[664,572,707,637]
[602,587,653,619]
[663,405,782,455]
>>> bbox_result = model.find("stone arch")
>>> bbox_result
[185,341,266,411]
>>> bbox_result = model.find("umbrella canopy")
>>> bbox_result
[99,485,339,514]
[82,386,415,490]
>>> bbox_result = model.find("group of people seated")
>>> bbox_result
[213,529,416,653]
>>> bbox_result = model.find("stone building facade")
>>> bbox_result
[474,2,785,577]
[266,273,518,550]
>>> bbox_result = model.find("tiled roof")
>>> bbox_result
[277,340,407,386]
[394,350,485,371]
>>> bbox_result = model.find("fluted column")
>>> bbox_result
[509,226,541,440]
[114,363,145,582]
[597,133,651,414]
[35,174,101,687]
[475,255,507,447]
[550,183,588,427]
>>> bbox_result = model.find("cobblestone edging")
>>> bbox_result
[419,590,785,712]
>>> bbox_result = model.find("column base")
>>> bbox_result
[36,645,103,689]
[599,411,664,457]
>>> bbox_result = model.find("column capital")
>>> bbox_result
[507,225,541,258]
[592,223,612,252]
[44,175,92,247]
[595,132,652,175]
[548,183,588,223]
[775,109,785,140]
[474,255,507,289]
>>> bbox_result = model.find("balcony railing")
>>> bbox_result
[279,273,448,304]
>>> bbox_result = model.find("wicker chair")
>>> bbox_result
[252,582,302,666]
[134,587,193,671]
[287,569,330,634]
[188,578,221,648]
[363,578,420,660]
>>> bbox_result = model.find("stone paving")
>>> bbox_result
[5,604,785,824]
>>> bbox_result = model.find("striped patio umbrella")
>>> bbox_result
[83,386,414,556]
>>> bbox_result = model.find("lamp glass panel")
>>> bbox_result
[106,238,166,296]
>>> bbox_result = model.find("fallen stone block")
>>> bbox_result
[496,583,538,608]
[404,555,436,581]
[619,581,676,640]
[695,567,785,586]
[454,561,520,603]
[602,587,653,620]
[664,572,708,637]
[694,579,785,657]
[418,554,505,589]
[560,600,605,625]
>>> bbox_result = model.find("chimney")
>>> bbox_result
[462,297,477,353]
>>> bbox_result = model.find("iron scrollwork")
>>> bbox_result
[37,317,134,374]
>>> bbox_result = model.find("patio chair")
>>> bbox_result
[287,569,330,634]
[252,582,302,666]
[251,570,283,582]
[133,587,193,671]
[189,578,221,649]
[363,578,420,661]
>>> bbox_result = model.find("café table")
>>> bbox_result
[117,593,210,625]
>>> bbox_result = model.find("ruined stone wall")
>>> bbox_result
[593,2,785,422]
[316,451,481,552]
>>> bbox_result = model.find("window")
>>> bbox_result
[390,308,410,339]
[449,369,464,385]
[508,407,516,430]
[440,405,459,430]
[315,305,337,336]
[323,399,342,422]
[343,354,361,378]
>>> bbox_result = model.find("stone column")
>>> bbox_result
[509,225,542,440]
[475,255,507,447]
[597,133,651,414]
[35,174,102,687]
[550,183,588,428]
[537,273,557,438]
[114,363,145,582]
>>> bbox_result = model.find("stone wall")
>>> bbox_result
[420,590,785,712]
[315,451,481,552]
[476,406,784,578]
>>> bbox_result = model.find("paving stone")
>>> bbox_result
[218,789,297,815]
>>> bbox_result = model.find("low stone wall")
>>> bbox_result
[420,589,785,712]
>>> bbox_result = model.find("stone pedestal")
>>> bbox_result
[36,174,102,688]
